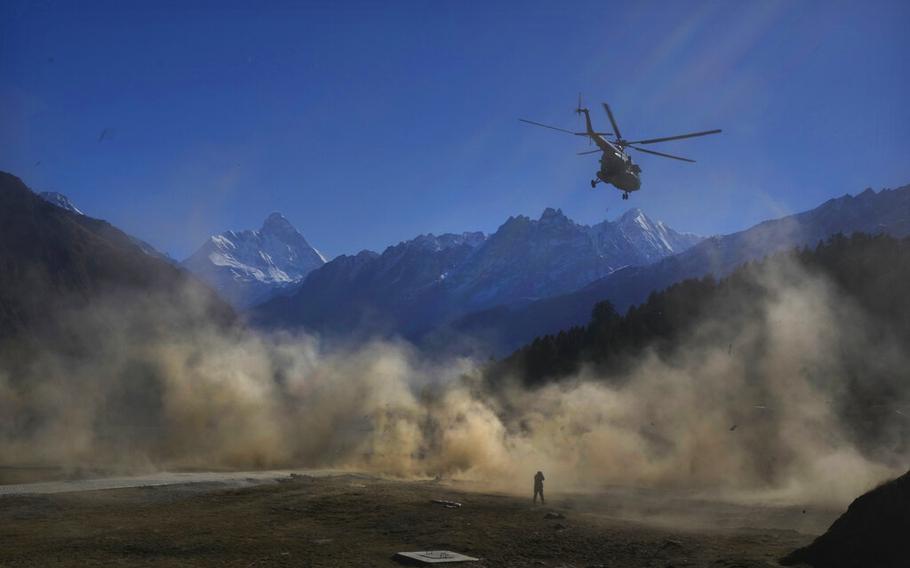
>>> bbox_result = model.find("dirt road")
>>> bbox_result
[0,469,343,496]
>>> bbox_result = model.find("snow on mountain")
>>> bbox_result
[182,212,326,308]
[254,207,700,337]
[39,191,85,215]
[39,191,84,215]
[607,208,703,265]
[445,207,701,309]
[254,230,490,336]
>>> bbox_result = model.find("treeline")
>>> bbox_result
[494,232,910,387]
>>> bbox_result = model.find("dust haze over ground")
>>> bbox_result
[1,255,907,511]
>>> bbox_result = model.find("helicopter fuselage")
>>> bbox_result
[592,135,641,192]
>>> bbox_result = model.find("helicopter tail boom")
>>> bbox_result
[576,107,595,137]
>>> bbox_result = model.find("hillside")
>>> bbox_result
[496,232,910,383]
[782,469,910,568]
[490,233,910,462]
[0,172,234,359]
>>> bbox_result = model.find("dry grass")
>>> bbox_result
[0,474,818,567]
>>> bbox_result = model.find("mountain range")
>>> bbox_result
[34,192,326,308]
[451,185,910,354]
[20,171,910,360]
[252,207,702,338]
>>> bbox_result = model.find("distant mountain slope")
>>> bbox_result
[38,191,84,215]
[254,232,485,338]
[254,208,700,338]
[452,185,910,355]
[442,207,699,309]
[0,171,233,353]
[182,213,326,308]
[37,190,174,263]
[495,232,910,385]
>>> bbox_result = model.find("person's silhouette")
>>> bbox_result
[533,471,545,504]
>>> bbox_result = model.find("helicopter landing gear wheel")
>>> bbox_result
[622,192,629,200]
[590,179,597,189]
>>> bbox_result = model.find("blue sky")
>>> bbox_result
[2,0,909,259]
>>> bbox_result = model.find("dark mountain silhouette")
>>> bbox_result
[451,185,910,355]
[782,469,910,568]
[0,172,234,360]
[38,189,176,264]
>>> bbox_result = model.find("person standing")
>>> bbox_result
[533,471,545,504]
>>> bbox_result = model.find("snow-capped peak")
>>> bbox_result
[262,211,296,235]
[182,212,326,308]
[618,207,649,227]
[612,207,700,261]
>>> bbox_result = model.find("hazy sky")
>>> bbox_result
[2,0,909,259]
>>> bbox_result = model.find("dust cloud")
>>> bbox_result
[0,256,907,508]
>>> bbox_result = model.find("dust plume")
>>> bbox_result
[0,253,907,508]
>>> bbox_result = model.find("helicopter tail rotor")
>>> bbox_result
[575,92,586,115]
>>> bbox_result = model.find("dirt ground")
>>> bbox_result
[0,473,828,567]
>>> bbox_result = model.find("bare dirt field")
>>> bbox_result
[0,472,833,567]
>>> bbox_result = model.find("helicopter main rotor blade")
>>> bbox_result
[624,129,722,145]
[602,103,623,140]
[518,118,586,135]
[628,146,695,163]
[577,149,602,155]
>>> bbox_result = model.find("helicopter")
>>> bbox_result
[520,99,721,199]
